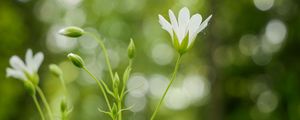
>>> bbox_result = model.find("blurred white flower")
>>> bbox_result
[6,49,44,81]
[158,7,212,54]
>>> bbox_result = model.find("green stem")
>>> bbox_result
[119,59,133,120]
[120,60,132,99]
[150,55,182,120]
[32,95,45,120]
[36,86,54,120]
[83,67,112,111]
[86,32,114,80]
[59,75,70,120]
[118,101,122,120]
[59,75,67,95]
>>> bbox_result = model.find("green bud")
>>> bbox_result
[113,73,120,98]
[59,26,84,38]
[112,103,118,117]
[24,81,35,96]
[127,38,135,59]
[60,98,67,112]
[67,53,85,68]
[113,73,120,89]
[49,64,63,77]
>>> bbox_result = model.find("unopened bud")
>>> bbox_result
[112,103,118,116]
[67,53,85,68]
[60,98,67,112]
[49,64,63,77]
[113,73,120,98]
[113,73,120,89]
[127,38,135,59]
[59,26,84,38]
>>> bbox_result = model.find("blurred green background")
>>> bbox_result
[1,0,300,120]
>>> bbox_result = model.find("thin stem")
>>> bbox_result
[118,59,133,120]
[83,67,112,111]
[32,95,45,120]
[36,86,54,120]
[59,75,70,120]
[85,32,114,80]
[59,75,67,95]
[120,60,132,99]
[150,55,182,120]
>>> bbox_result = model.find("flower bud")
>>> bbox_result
[59,26,84,38]
[49,64,63,77]
[127,38,135,59]
[113,73,120,98]
[67,53,85,68]
[112,103,118,116]
[24,81,35,96]
[60,98,67,112]
[113,73,120,87]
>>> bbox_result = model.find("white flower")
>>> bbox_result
[6,49,44,81]
[158,7,212,54]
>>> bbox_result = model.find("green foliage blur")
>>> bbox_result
[1,0,300,120]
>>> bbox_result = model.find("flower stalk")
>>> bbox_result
[32,95,45,120]
[36,86,54,120]
[83,67,112,111]
[150,54,182,120]
[85,32,114,80]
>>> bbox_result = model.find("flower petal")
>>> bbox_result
[197,15,212,33]
[188,14,202,47]
[25,49,33,71]
[25,49,33,65]
[178,7,190,42]
[31,52,44,72]
[159,14,173,39]
[169,9,180,41]
[9,56,27,71]
[6,68,27,81]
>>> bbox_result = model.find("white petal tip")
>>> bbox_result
[181,7,189,11]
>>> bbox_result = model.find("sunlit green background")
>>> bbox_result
[1,0,300,120]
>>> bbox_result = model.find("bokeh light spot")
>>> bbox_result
[239,34,259,56]
[257,90,279,113]
[151,43,174,65]
[265,19,287,45]
[125,94,147,112]
[253,0,274,11]
[127,73,149,97]
[149,74,169,99]
[165,88,189,110]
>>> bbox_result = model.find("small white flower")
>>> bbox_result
[6,49,44,81]
[158,7,212,54]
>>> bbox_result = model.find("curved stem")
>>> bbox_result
[59,75,67,95]
[83,67,112,111]
[36,86,54,120]
[32,95,45,120]
[85,32,114,80]
[150,55,182,120]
